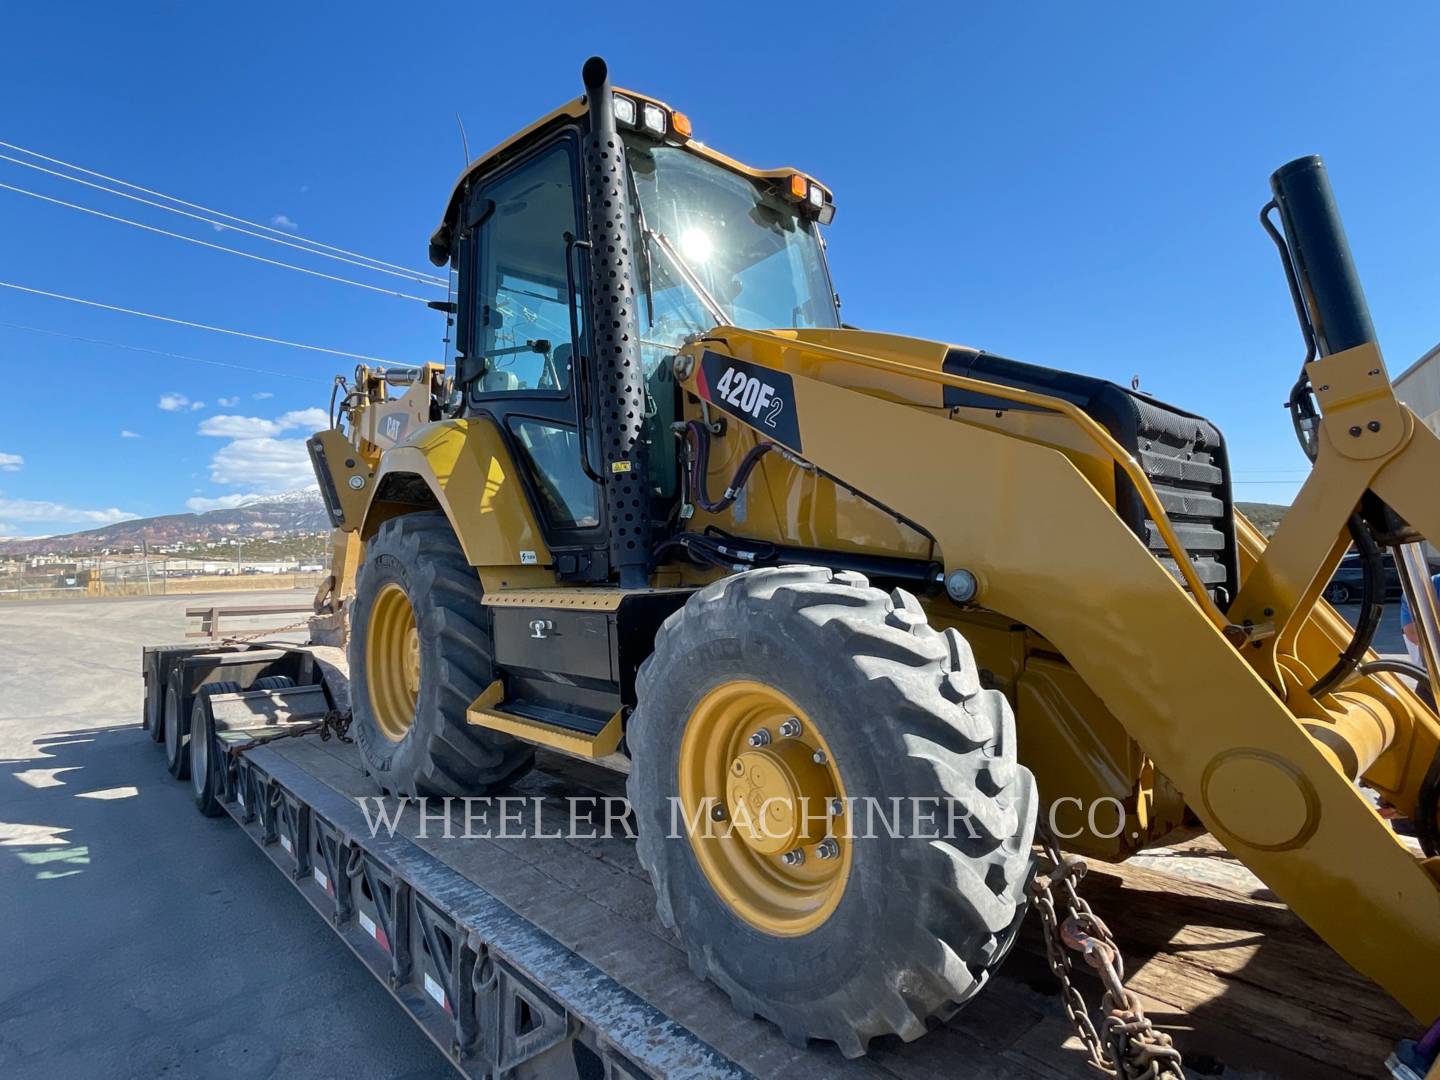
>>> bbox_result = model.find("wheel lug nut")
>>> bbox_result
[812,750,827,764]
[748,729,771,748]
[778,716,802,738]
[781,848,805,866]
[830,798,844,817]
[816,838,840,860]
[711,804,728,822]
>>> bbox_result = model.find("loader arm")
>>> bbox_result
[675,325,1440,1024]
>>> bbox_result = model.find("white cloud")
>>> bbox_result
[217,396,239,407]
[0,452,22,472]
[120,430,141,439]
[198,415,283,438]
[253,391,274,400]
[185,493,267,512]
[271,214,299,231]
[0,496,136,525]
[277,407,328,431]
[191,400,206,411]
[208,437,315,491]
[158,392,190,411]
[198,408,325,439]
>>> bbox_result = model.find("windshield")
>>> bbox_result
[625,139,839,358]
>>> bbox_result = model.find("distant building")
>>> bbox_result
[1394,344,1440,557]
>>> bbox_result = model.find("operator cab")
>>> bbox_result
[427,70,839,583]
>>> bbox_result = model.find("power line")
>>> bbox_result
[0,137,445,285]
[0,152,446,289]
[0,321,328,383]
[0,179,432,303]
[0,280,412,364]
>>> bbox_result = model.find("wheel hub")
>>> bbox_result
[725,743,836,855]
[678,680,851,936]
[368,582,420,741]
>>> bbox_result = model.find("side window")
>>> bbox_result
[509,419,599,528]
[473,144,582,395]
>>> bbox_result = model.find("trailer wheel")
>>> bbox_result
[349,512,533,797]
[145,672,164,742]
[190,683,241,817]
[628,567,1037,1057]
[166,678,240,781]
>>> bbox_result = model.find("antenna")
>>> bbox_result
[455,112,471,167]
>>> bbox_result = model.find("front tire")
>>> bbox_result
[627,567,1037,1057]
[349,512,533,797]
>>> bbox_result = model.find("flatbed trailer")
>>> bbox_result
[140,640,1415,1080]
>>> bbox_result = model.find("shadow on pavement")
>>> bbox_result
[0,722,449,1080]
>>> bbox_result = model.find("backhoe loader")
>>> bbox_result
[305,57,1440,1065]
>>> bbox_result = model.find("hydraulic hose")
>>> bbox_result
[1310,513,1385,698]
[1357,658,1430,683]
[684,419,773,514]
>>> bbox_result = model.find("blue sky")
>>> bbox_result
[1,4,1437,536]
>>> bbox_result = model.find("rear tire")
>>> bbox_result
[628,566,1037,1057]
[167,679,240,781]
[145,672,164,742]
[349,512,533,797]
[189,684,241,817]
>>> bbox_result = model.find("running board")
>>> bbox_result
[466,680,623,759]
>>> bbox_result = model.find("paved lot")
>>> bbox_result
[0,593,450,1079]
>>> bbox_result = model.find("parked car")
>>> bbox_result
[1324,550,1440,604]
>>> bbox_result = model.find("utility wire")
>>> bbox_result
[0,280,411,364]
[0,180,432,303]
[0,138,444,285]
[0,152,446,288]
[0,321,327,383]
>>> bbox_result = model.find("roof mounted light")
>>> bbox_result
[613,94,637,126]
[642,102,667,137]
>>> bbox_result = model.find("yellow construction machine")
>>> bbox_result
[307,57,1440,1066]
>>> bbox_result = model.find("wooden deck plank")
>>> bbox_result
[267,731,1408,1078]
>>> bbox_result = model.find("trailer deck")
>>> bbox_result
[148,639,1416,1079]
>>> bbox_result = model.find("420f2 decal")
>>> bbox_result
[696,352,803,452]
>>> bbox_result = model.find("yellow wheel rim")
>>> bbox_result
[678,680,850,936]
[367,582,420,741]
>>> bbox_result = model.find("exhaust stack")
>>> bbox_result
[581,56,652,588]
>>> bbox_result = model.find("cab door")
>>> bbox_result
[455,132,609,580]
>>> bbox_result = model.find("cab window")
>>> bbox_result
[473,144,582,395]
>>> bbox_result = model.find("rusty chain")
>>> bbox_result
[225,709,352,755]
[219,619,314,644]
[1030,821,1185,1080]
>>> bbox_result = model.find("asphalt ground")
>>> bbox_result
[0,592,451,1079]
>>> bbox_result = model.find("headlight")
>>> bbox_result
[613,94,637,126]
[642,103,667,136]
[808,184,824,209]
